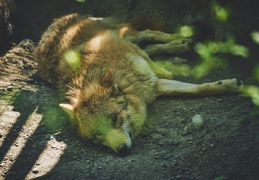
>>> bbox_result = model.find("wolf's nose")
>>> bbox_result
[117,144,131,155]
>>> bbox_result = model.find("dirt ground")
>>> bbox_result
[0,0,259,179]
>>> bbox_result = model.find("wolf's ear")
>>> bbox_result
[101,68,113,87]
[59,103,75,116]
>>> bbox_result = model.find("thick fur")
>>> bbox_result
[35,13,242,154]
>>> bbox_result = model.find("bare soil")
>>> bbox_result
[0,0,259,179]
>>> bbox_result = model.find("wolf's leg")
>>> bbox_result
[128,29,190,56]
[155,78,243,96]
[135,29,183,43]
[144,40,190,56]
[145,57,173,79]
[137,51,172,79]
[131,29,186,43]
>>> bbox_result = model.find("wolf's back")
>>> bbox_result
[35,14,114,85]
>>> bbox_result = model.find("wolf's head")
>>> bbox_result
[59,68,144,155]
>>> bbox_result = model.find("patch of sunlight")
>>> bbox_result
[64,50,81,69]
[60,19,87,51]
[0,108,20,147]
[251,31,259,45]
[88,33,107,52]
[213,3,230,22]
[0,107,43,176]
[119,27,129,37]
[179,26,194,38]
[26,138,67,179]
[242,86,259,106]
[0,90,21,147]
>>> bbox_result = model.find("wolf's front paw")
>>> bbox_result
[218,78,244,92]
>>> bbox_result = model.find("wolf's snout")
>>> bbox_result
[117,143,131,155]
[106,129,132,155]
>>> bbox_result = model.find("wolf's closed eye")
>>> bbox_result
[112,115,118,124]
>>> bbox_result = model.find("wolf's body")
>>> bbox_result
[35,14,242,154]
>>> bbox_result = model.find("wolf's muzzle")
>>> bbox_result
[117,143,132,155]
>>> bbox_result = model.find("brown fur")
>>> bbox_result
[35,13,242,154]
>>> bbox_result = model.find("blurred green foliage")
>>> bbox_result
[251,31,259,45]
[158,1,259,108]
[155,60,191,77]
[195,2,259,108]
[243,31,259,107]
[193,36,249,78]
[192,2,249,79]
[212,2,230,22]
[243,86,259,106]
[179,26,194,38]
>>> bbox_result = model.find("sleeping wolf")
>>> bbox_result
[35,14,242,154]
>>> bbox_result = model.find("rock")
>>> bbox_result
[192,114,205,129]
[175,175,182,179]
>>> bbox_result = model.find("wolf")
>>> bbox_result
[35,13,242,154]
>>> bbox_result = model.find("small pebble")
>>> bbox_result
[192,114,205,129]
[176,175,182,179]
